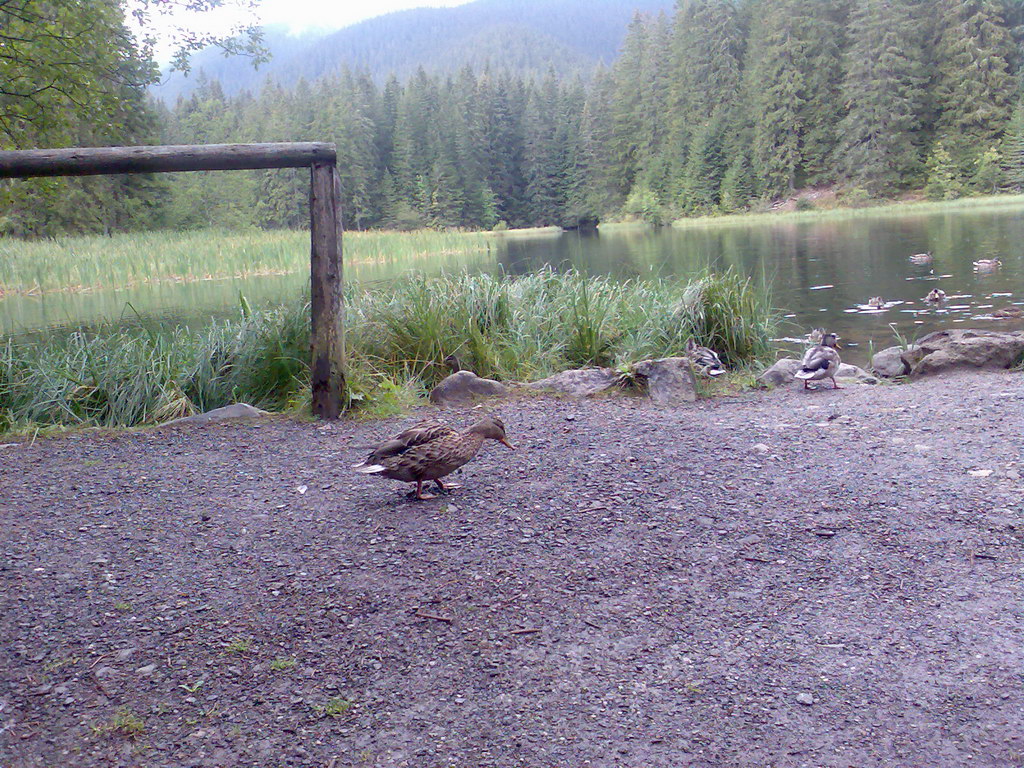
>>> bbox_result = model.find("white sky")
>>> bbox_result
[133,0,472,63]
[257,0,473,32]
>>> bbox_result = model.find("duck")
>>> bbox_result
[924,288,946,303]
[867,296,885,309]
[806,327,824,345]
[909,252,932,265]
[973,259,1002,272]
[685,337,726,377]
[993,306,1024,319]
[794,330,842,390]
[353,415,514,500]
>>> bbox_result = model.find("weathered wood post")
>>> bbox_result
[0,142,347,418]
[309,161,345,419]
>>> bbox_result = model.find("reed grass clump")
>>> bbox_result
[0,268,776,432]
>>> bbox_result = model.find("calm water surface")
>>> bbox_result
[4,204,1023,365]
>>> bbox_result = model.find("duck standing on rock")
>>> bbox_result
[353,416,514,500]
[867,296,885,309]
[794,330,842,390]
[925,288,946,303]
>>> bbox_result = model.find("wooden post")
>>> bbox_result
[0,141,347,419]
[309,161,345,419]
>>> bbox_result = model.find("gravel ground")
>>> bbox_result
[2,372,1023,768]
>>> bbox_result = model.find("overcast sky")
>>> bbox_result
[257,0,473,32]
[138,0,473,62]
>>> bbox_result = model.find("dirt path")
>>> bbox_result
[2,372,1023,767]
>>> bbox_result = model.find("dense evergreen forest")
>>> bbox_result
[5,0,1024,236]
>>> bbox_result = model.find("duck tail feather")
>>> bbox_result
[353,463,386,474]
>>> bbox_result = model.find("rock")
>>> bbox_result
[757,359,801,388]
[165,403,268,427]
[872,345,918,378]
[901,329,1024,377]
[752,443,770,454]
[526,367,619,397]
[429,371,508,405]
[796,693,815,706]
[758,358,878,387]
[135,664,156,676]
[632,358,697,404]
[836,363,879,385]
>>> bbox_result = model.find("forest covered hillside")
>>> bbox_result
[5,0,1024,237]
[152,0,675,103]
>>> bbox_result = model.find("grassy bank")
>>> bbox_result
[0,229,497,296]
[671,193,1024,229]
[0,268,776,433]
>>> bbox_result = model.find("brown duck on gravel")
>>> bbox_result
[353,416,515,500]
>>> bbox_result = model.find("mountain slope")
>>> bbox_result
[152,0,673,101]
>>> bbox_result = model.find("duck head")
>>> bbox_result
[469,416,515,449]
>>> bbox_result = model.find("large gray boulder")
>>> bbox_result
[164,403,268,426]
[429,370,508,405]
[871,345,919,378]
[758,358,878,388]
[632,357,697,404]
[526,367,619,397]
[902,329,1024,376]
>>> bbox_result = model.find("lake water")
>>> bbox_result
[3,202,1023,365]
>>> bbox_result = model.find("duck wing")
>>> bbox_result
[356,420,457,467]
[795,346,838,379]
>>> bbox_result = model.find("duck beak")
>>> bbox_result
[499,438,515,450]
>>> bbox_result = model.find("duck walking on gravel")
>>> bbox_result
[353,416,515,500]
[795,330,842,390]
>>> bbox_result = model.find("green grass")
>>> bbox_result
[270,657,298,671]
[0,268,777,433]
[224,637,254,654]
[91,707,145,739]
[0,228,497,296]
[316,697,355,718]
[671,193,1024,229]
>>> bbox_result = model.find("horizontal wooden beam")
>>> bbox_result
[0,142,337,178]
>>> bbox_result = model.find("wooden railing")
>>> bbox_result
[0,143,346,419]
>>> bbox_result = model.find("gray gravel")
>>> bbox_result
[1,371,1022,767]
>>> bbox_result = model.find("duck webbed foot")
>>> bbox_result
[434,479,462,493]
[408,480,437,500]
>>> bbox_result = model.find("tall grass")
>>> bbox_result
[0,268,777,432]
[0,229,496,296]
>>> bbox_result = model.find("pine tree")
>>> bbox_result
[667,0,744,181]
[934,0,1017,165]
[1002,100,1024,193]
[745,0,847,199]
[924,140,964,200]
[836,0,928,194]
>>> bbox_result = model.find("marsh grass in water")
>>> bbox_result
[0,229,496,296]
[0,268,776,432]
